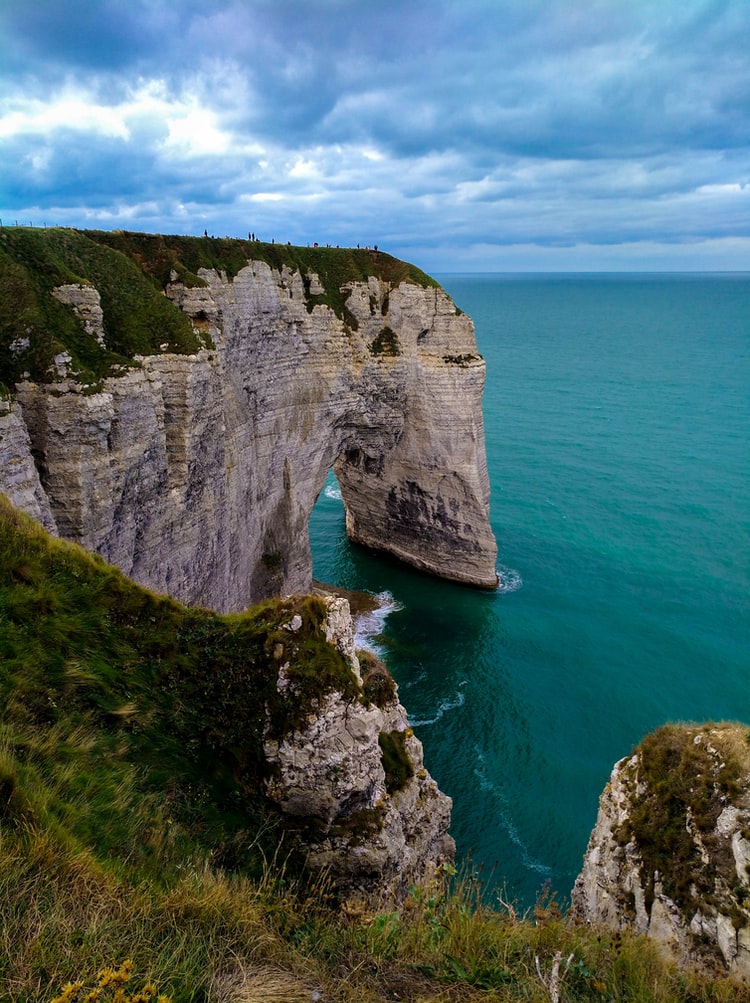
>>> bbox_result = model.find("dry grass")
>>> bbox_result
[212,965,321,1003]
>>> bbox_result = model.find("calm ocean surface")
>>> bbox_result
[309,273,750,909]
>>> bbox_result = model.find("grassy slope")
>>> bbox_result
[0,228,202,389]
[0,493,366,873]
[0,227,439,391]
[0,497,744,1002]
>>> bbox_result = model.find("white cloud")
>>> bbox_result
[247,192,285,203]
[0,89,131,140]
[162,104,231,156]
[0,0,748,270]
[288,158,319,179]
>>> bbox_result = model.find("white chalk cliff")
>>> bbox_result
[263,596,454,903]
[572,724,750,979]
[0,243,497,611]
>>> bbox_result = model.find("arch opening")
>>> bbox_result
[309,468,347,588]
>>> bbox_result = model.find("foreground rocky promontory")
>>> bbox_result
[0,494,454,904]
[0,228,498,610]
[573,723,750,979]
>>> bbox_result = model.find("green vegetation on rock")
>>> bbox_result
[0,227,439,389]
[370,326,401,356]
[0,497,746,1001]
[626,723,749,916]
[378,729,414,793]
[360,649,398,708]
[0,228,202,386]
[443,353,480,367]
[0,494,362,877]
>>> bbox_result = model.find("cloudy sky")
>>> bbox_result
[1,0,748,272]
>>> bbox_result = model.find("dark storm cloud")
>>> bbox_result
[0,0,748,269]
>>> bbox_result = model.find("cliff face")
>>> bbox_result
[264,596,454,903]
[0,231,497,610]
[572,724,750,979]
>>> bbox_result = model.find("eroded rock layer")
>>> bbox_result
[0,234,497,610]
[264,596,455,903]
[572,724,750,979]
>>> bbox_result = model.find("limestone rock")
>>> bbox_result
[0,246,498,610]
[262,596,455,903]
[51,284,106,347]
[0,398,58,534]
[572,724,750,979]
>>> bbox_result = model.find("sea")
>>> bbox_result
[308,273,750,911]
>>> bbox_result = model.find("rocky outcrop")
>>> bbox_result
[572,724,750,979]
[0,234,497,611]
[263,595,454,903]
[0,492,453,905]
[0,398,58,534]
[51,284,106,346]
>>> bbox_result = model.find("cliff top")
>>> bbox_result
[0,226,439,388]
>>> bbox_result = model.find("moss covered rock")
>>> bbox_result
[572,723,750,978]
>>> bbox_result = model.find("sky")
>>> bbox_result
[1,0,749,272]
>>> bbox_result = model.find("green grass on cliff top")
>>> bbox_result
[0,494,746,1002]
[88,229,439,292]
[0,227,439,389]
[0,227,202,388]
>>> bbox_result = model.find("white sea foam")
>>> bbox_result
[410,681,467,727]
[400,667,429,689]
[497,565,523,594]
[353,591,402,655]
[473,747,551,876]
[324,483,342,501]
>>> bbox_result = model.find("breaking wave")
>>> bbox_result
[353,591,402,655]
[497,565,523,593]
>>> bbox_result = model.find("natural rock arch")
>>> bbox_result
[0,241,498,611]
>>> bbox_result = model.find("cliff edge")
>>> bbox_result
[572,723,750,979]
[0,494,453,904]
[0,228,498,610]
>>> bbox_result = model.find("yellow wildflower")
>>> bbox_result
[51,983,83,1003]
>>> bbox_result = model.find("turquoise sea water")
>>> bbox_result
[309,273,750,909]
